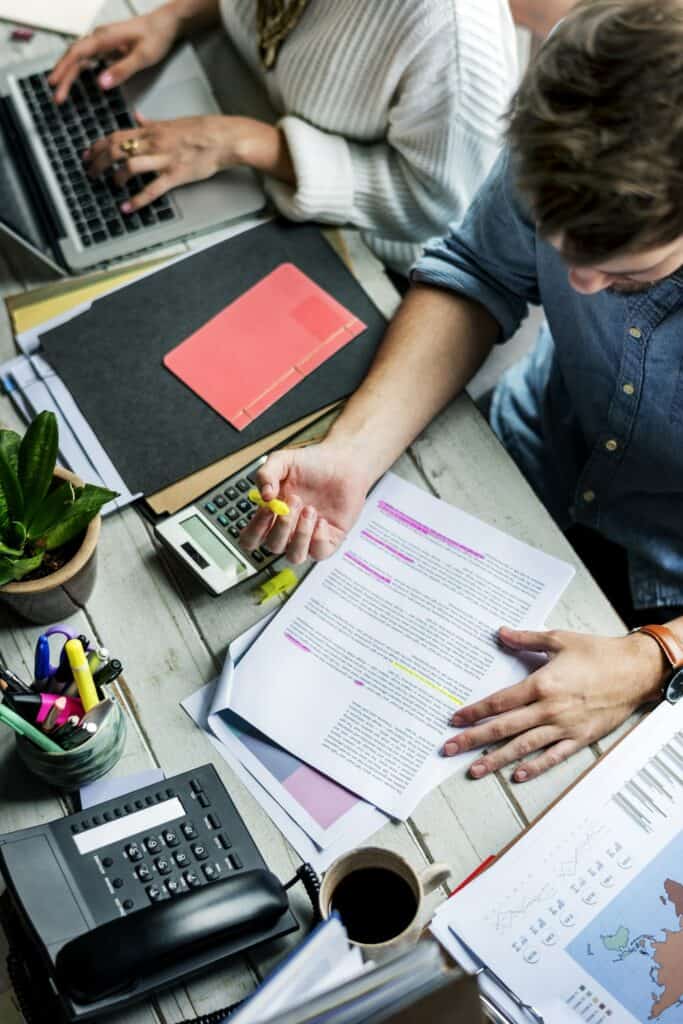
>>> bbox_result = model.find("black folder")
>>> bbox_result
[38,221,386,496]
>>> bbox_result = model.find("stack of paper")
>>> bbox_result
[181,615,387,872]
[183,471,574,867]
[430,698,683,1024]
[0,1,103,36]
[229,916,462,1024]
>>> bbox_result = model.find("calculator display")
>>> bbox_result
[180,515,244,573]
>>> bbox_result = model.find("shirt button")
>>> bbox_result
[582,490,596,503]
[628,326,642,339]
[622,383,635,396]
[605,439,619,452]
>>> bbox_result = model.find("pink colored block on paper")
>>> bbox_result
[283,764,359,829]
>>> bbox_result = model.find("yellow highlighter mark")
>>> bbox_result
[248,488,290,517]
[392,661,464,705]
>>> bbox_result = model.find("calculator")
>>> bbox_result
[154,455,279,595]
[0,764,298,1020]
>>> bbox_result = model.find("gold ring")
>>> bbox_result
[121,138,140,157]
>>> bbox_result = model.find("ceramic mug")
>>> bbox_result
[319,846,450,961]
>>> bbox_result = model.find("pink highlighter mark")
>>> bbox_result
[361,530,414,563]
[283,764,359,828]
[344,551,392,584]
[284,633,310,652]
[354,679,365,687]
[377,501,484,559]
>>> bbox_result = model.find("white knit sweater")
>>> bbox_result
[219,0,519,274]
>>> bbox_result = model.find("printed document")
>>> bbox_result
[229,473,574,819]
[432,699,683,1024]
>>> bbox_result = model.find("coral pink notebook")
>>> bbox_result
[163,263,367,430]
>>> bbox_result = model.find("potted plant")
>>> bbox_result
[0,411,116,624]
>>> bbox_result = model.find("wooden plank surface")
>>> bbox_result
[0,4,624,1021]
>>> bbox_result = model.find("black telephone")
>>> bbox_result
[0,764,311,1022]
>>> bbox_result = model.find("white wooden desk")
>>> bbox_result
[0,7,624,1022]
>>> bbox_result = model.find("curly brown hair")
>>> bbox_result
[507,0,683,264]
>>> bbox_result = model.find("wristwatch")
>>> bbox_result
[635,624,683,704]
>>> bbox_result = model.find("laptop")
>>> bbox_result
[0,44,266,275]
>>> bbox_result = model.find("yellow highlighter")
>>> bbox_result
[248,488,290,517]
[65,638,100,712]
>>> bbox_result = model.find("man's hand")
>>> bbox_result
[441,626,667,781]
[239,442,371,565]
[48,7,180,104]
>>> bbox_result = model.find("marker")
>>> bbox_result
[4,692,83,726]
[34,635,51,688]
[87,646,109,675]
[93,659,122,688]
[0,703,62,753]
[248,488,290,517]
[0,665,33,695]
[64,639,99,712]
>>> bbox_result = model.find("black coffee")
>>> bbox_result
[329,867,418,945]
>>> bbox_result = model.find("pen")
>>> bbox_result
[51,714,80,746]
[0,703,62,754]
[64,639,99,712]
[43,697,67,732]
[93,659,122,688]
[248,488,290,517]
[62,721,97,751]
[0,665,33,695]
[34,635,51,688]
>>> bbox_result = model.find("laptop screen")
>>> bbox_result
[0,97,60,267]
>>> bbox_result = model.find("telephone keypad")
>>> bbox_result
[74,766,260,914]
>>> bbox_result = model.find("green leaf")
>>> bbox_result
[18,411,58,527]
[0,551,43,585]
[0,429,23,531]
[26,480,76,540]
[42,484,117,551]
[0,539,25,557]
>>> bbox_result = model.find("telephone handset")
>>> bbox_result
[0,764,306,1022]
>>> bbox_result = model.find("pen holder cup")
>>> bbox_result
[16,699,127,789]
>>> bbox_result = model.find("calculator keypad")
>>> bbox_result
[200,467,275,571]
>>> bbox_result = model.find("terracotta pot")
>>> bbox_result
[0,467,101,624]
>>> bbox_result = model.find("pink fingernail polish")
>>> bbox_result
[514,769,528,781]
[470,762,486,778]
[82,149,90,161]
[99,72,113,88]
[120,201,132,214]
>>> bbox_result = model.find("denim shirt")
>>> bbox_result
[412,151,683,609]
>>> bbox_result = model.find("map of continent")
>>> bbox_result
[568,836,683,1021]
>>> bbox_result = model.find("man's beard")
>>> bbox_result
[607,280,656,294]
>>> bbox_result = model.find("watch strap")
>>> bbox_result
[635,624,683,671]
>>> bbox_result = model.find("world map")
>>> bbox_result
[568,835,683,1021]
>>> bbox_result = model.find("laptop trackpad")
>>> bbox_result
[134,77,219,121]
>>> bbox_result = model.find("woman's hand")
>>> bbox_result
[441,627,667,781]
[83,114,294,213]
[49,6,181,104]
[239,442,372,565]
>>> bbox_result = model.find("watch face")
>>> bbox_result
[665,667,683,704]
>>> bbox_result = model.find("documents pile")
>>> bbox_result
[228,914,477,1024]
[431,698,683,1024]
[184,472,574,867]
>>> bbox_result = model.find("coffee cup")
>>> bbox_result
[319,846,450,961]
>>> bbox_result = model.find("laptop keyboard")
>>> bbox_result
[17,66,177,248]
